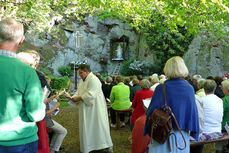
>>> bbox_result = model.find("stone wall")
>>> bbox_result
[21,16,156,76]
[183,34,228,78]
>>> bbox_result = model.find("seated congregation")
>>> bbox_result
[15,51,229,153]
[101,56,229,153]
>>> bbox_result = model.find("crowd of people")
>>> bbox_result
[1,18,229,153]
[100,58,229,153]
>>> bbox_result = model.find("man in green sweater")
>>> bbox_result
[0,18,45,153]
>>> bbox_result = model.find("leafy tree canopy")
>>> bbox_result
[1,0,229,72]
[1,0,228,34]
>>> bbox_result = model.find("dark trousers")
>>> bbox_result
[190,145,204,153]
[110,108,125,124]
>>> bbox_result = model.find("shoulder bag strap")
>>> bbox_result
[170,112,187,150]
[162,83,186,150]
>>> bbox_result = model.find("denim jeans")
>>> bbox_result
[0,141,38,153]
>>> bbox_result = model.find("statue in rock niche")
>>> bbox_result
[112,43,124,61]
[116,44,123,59]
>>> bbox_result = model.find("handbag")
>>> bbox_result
[146,83,186,151]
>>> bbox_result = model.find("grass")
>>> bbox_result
[53,104,216,153]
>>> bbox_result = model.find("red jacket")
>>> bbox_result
[131,115,150,153]
[131,89,153,124]
[37,119,50,153]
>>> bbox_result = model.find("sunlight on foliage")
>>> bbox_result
[1,0,229,71]
[1,0,228,34]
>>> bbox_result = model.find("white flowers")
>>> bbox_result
[129,60,150,71]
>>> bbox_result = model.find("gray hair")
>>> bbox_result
[0,18,24,44]
[197,79,206,89]
[152,73,158,78]
[222,80,229,92]
[160,74,166,79]
[193,75,202,81]
[203,79,216,93]
[140,79,151,89]
[163,56,189,79]
[132,78,139,85]
[150,76,159,84]
[106,76,113,83]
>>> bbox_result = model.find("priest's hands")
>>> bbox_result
[71,96,82,102]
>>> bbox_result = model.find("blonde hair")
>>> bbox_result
[17,52,35,66]
[163,56,189,79]
[27,50,40,69]
[222,80,229,92]
[0,18,24,44]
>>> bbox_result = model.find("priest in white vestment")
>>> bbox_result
[70,64,113,153]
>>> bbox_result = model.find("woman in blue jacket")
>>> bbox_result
[144,56,199,153]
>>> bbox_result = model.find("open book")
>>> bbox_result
[48,89,66,116]
[142,98,151,109]
[64,91,77,107]
[49,100,60,116]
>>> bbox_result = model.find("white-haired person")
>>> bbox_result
[0,18,45,153]
[26,50,67,153]
[144,56,199,153]
[200,80,223,141]
[149,75,160,91]
[152,73,158,78]
[131,79,154,131]
[196,79,206,97]
[159,74,166,83]
[17,51,50,153]
[192,74,202,92]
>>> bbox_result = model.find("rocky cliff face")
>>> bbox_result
[183,34,228,78]
[20,16,155,76]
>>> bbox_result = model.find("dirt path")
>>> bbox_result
[52,106,131,153]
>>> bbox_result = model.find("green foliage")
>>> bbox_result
[39,68,70,93]
[120,59,135,76]
[40,68,53,77]
[50,76,69,93]
[146,26,193,71]
[1,0,229,35]
[101,73,108,81]
[120,59,160,76]
[58,66,73,77]
[2,0,229,72]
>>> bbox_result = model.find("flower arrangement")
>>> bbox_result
[100,58,108,64]
[223,73,229,79]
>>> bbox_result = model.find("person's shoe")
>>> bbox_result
[59,146,65,151]
[121,122,125,128]
[110,123,116,128]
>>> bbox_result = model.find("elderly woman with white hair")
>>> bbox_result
[149,75,160,91]
[196,79,206,97]
[144,56,199,153]
[17,51,67,153]
[17,51,50,153]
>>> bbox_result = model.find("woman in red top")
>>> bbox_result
[131,79,154,131]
